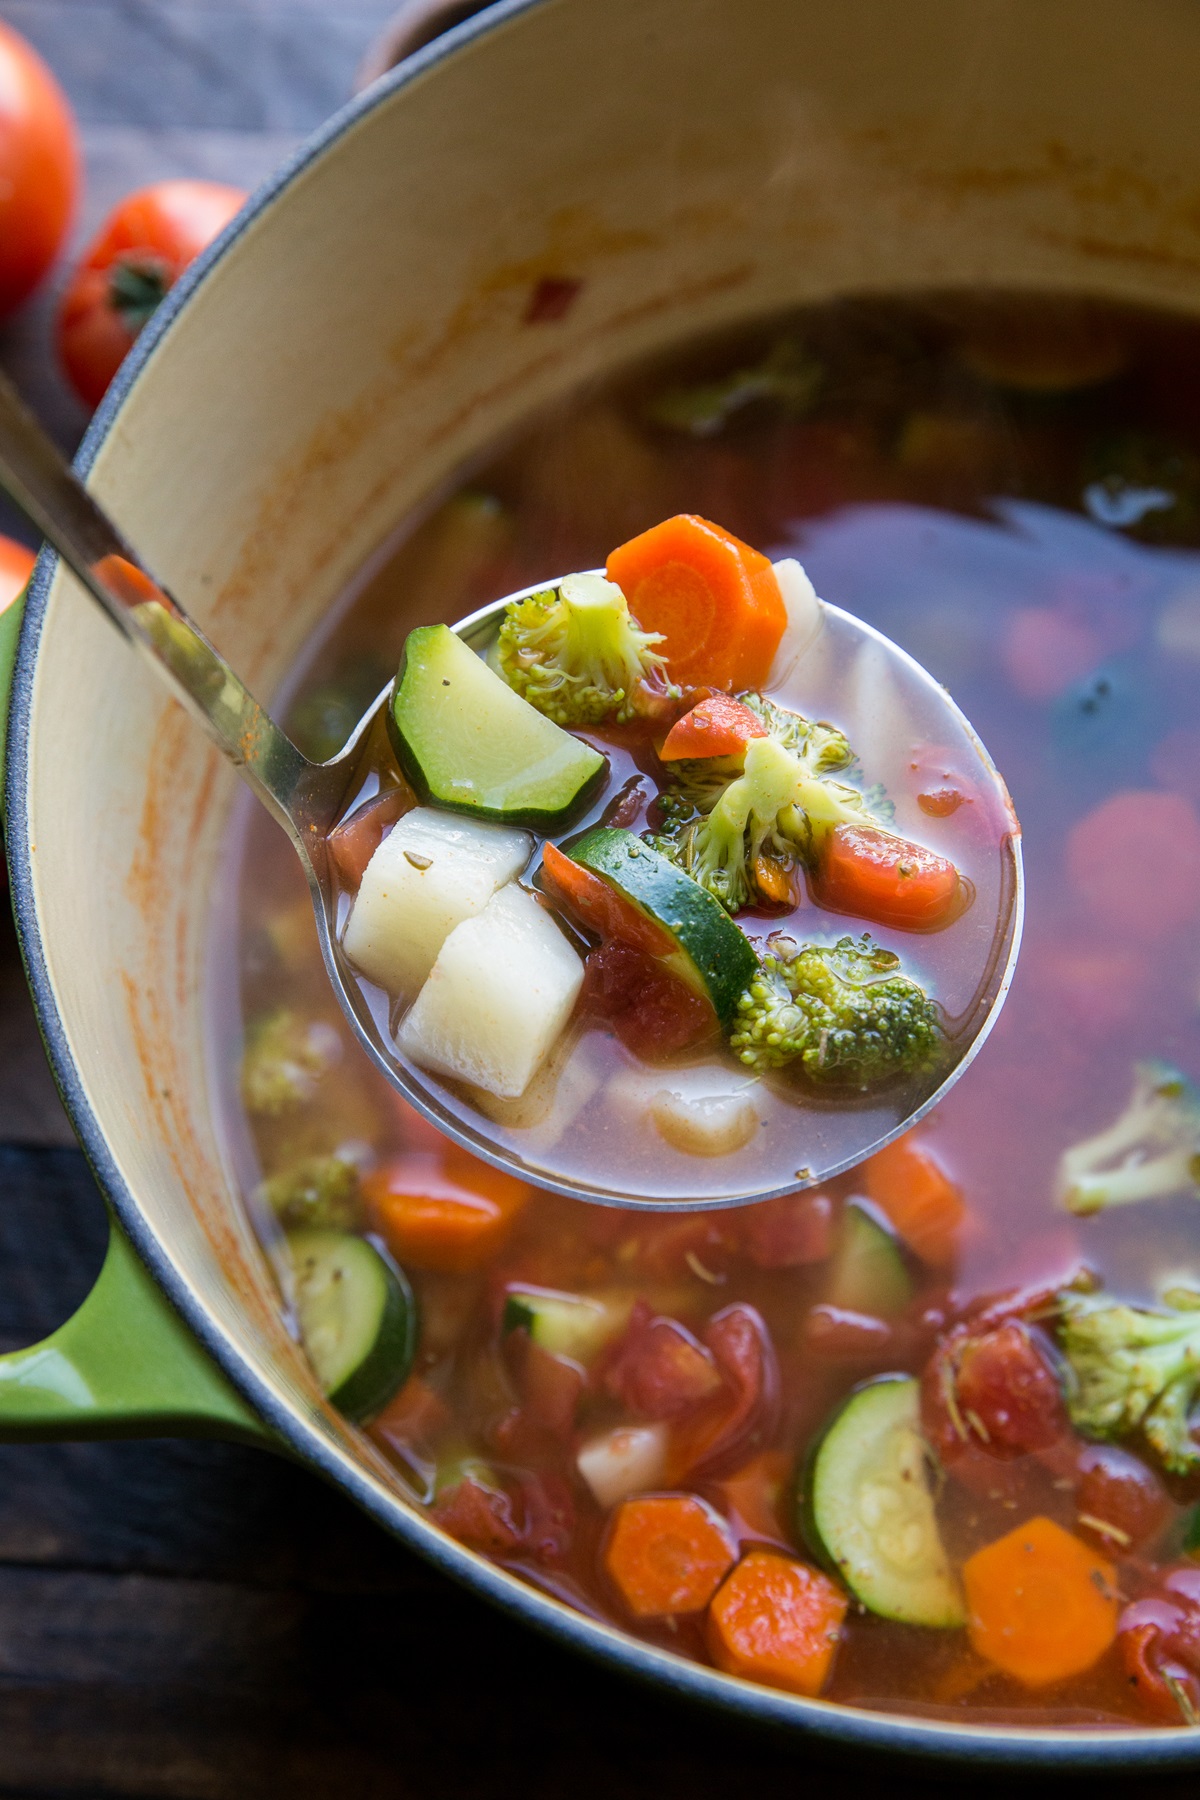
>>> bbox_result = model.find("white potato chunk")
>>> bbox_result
[342,806,531,997]
[576,1423,669,1509]
[397,883,583,1099]
[767,557,823,687]
[651,1085,762,1156]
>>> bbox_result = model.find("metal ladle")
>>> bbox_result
[0,371,1023,1210]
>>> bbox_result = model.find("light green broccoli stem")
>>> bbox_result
[1059,1060,1200,1215]
[652,734,887,914]
[496,572,674,725]
[730,933,943,1086]
[1060,1289,1200,1474]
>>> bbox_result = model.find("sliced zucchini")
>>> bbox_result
[565,827,758,1032]
[824,1200,913,1318]
[389,625,606,830]
[288,1228,416,1423]
[802,1375,965,1628]
[502,1286,632,1362]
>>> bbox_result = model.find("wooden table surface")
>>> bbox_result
[0,4,1195,1793]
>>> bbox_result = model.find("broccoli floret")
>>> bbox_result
[1059,1287,1200,1475]
[241,1010,342,1118]
[495,572,676,725]
[260,1153,363,1229]
[738,693,856,773]
[730,933,944,1086]
[649,730,887,913]
[645,338,822,437]
[1058,1061,1200,1216]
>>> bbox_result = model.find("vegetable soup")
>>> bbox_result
[215,290,1200,1726]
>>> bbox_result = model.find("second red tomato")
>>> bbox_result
[57,180,247,408]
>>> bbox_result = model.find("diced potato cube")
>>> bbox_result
[767,557,822,688]
[342,807,530,997]
[397,884,583,1099]
[577,1423,669,1508]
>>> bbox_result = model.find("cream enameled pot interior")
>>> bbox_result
[19,0,1200,1744]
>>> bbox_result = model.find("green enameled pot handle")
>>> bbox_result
[0,1210,270,1443]
[0,588,272,1445]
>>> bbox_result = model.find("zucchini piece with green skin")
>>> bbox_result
[565,827,758,1033]
[502,1287,632,1363]
[389,625,606,830]
[824,1200,913,1318]
[289,1228,417,1423]
[802,1375,965,1628]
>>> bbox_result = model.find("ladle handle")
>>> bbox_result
[0,370,312,836]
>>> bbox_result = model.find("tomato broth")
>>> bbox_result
[213,291,1200,1727]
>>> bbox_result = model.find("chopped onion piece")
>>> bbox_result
[577,1423,670,1508]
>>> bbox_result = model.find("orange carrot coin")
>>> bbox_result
[707,1550,847,1696]
[865,1133,967,1268]
[962,1515,1119,1687]
[604,1493,737,1618]
[364,1151,531,1273]
[606,514,786,691]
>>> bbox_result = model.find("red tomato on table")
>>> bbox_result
[57,180,247,407]
[0,536,35,612]
[0,22,78,318]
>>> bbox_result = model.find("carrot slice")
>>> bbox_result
[364,1150,531,1273]
[707,1550,847,1696]
[604,1493,737,1618]
[606,514,787,691]
[865,1133,966,1267]
[660,694,768,762]
[540,840,674,956]
[962,1515,1119,1687]
[813,822,961,930]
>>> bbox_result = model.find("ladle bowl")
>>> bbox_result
[0,372,1021,1208]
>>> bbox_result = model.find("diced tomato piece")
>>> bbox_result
[517,1336,586,1436]
[813,823,962,930]
[1120,1568,1200,1723]
[713,1450,791,1544]
[432,1475,521,1555]
[327,786,409,891]
[603,1303,724,1419]
[1073,1444,1171,1556]
[580,939,715,1058]
[614,1211,742,1281]
[671,1303,780,1480]
[369,1375,449,1458]
[743,1191,834,1269]
[516,1471,575,1564]
[659,693,768,762]
[803,1304,893,1357]
[541,840,674,956]
[921,1320,1067,1463]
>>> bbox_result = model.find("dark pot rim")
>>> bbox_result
[7,0,1199,1768]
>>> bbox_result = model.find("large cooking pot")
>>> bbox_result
[5,0,1200,1768]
